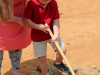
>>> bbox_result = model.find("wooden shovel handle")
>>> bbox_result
[45,23,75,75]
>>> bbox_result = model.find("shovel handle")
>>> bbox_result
[45,23,75,75]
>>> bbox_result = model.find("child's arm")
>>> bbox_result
[23,18,49,33]
[52,19,59,43]
[13,0,23,5]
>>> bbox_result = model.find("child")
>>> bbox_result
[23,0,71,75]
[0,0,32,75]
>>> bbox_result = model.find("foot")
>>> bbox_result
[12,70,21,75]
[53,61,71,74]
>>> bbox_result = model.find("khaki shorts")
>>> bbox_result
[33,35,65,57]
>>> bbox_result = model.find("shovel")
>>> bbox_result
[45,23,75,75]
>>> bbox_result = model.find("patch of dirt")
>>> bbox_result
[21,64,100,75]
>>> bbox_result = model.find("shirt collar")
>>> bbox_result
[34,0,53,7]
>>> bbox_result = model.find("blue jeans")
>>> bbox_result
[0,49,22,70]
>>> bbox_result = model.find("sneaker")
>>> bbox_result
[53,61,71,74]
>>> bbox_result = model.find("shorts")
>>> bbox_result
[33,35,65,57]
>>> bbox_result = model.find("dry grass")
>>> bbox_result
[21,63,68,75]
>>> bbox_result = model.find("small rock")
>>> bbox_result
[67,43,70,45]
[91,66,97,69]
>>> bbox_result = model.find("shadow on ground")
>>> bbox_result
[4,58,100,75]
[4,58,56,75]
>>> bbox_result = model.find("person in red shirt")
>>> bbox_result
[0,0,31,75]
[23,0,71,75]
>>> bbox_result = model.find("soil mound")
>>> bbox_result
[21,64,100,75]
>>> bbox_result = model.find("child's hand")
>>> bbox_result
[38,24,49,33]
[52,34,59,43]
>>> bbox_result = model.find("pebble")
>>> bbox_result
[91,66,97,69]
[67,43,70,45]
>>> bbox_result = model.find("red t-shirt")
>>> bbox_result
[0,0,32,50]
[23,0,60,42]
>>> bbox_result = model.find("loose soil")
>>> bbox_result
[1,0,100,75]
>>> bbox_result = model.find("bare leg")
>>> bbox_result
[12,70,21,75]
[56,46,66,63]
[38,56,48,75]
[54,47,71,74]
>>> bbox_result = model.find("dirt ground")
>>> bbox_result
[1,0,100,75]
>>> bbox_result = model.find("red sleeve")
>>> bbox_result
[53,1,60,19]
[23,0,34,19]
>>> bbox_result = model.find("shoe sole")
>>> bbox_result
[53,64,69,75]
